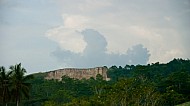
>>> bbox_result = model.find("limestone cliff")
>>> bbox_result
[45,67,110,81]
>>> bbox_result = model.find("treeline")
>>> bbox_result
[1,59,190,106]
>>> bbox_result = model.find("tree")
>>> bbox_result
[0,66,12,106]
[10,63,33,106]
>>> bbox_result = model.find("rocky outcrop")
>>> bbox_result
[45,67,110,81]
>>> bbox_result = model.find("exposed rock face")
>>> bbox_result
[45,67,110,81]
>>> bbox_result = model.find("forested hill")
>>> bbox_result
[107,58,190,81]
[19,59,190,105]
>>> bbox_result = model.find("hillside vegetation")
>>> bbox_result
[1,59,190,106]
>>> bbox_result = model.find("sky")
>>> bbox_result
[0,0,190,74]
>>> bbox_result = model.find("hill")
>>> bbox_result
[22,58,190,106]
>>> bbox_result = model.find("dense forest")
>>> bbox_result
[1,58,190,106]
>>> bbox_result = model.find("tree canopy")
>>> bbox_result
[1,59,190,106]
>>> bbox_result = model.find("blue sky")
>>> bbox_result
[0,0,190,74]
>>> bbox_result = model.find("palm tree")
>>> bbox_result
[10,63,33,106]
[0,66,12,106]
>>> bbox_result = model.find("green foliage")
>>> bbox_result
[0,63,33,106]
[29,58,190,106]
[177,102,190,106]
[43,101,57,106]
[0,66,12,105]
[2,58,190,106]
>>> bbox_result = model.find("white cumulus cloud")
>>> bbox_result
[46,0,190,63]
[46,14,90,53]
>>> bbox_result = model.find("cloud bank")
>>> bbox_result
[52,29,150,67]
[46,0,190,64]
